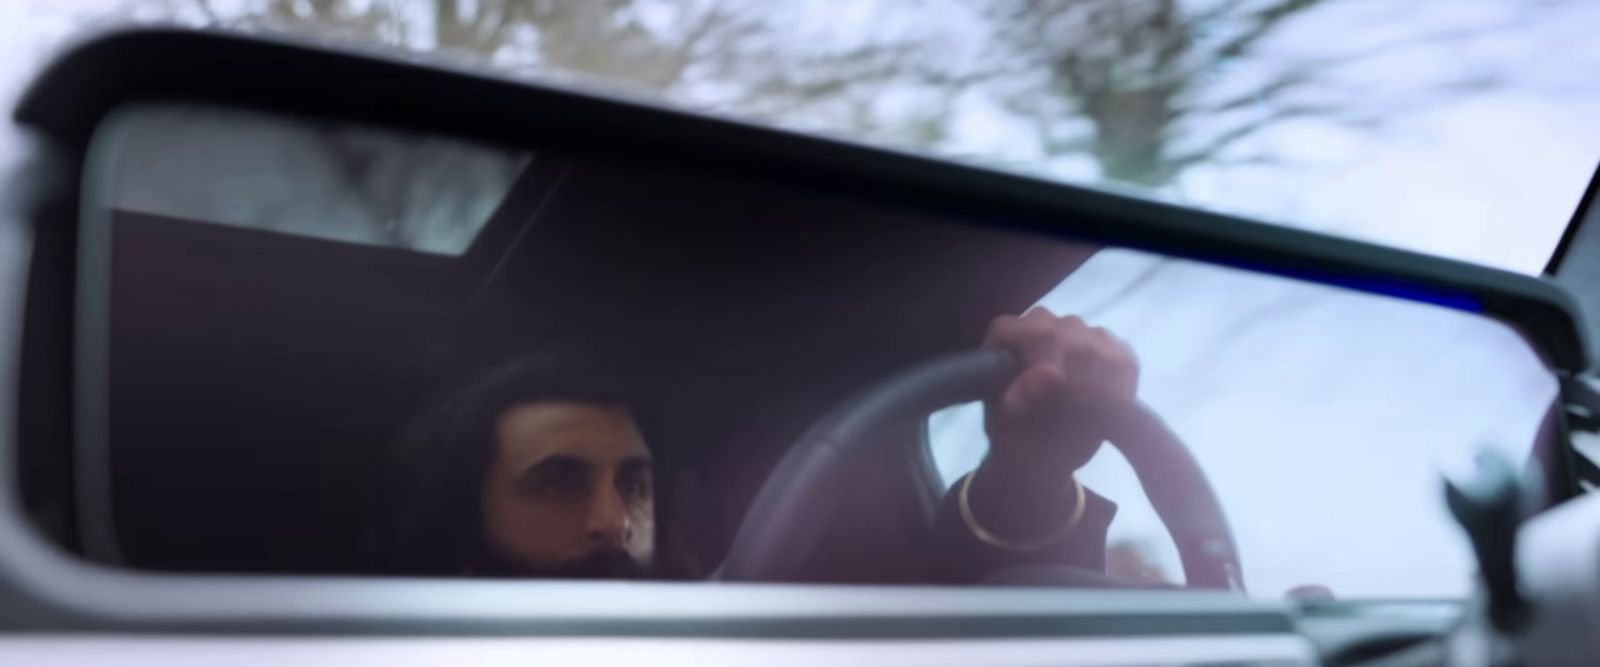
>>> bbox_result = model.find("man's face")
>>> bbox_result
[480,401,654,577]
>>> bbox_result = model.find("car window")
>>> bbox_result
[927,247,1555,598]
[70,101,1559,601]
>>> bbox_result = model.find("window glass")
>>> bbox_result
[82,102,1558,601]
[929,248,1555,597]
[100,104,530,254]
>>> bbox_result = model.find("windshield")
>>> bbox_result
[11,0,1600,272]
[74,101,1559,600]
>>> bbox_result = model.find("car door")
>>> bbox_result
[0,28,1594,667]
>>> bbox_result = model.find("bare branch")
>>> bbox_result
[1208,0,1323,61]
[1301,22,1520,71]
[675,6,732,63]
[1176,66,1315,116]
[1163,101,1344,172]
[1190,0,1261,25]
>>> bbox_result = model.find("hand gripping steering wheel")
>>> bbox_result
[719,349,1243,590]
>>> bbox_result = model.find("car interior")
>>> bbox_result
[84,147,1100,582]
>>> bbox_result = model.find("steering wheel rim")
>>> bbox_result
[719,348,1243,590]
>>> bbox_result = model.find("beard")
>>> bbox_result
[474,544,653,580]
[545,548,653,579]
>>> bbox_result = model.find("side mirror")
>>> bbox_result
[2,28,1593,633]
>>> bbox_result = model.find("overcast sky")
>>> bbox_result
[2,1,1596,599]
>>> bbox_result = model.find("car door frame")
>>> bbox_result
[0,29,1588,654]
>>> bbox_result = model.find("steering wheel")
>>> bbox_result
[719,348,1243,590]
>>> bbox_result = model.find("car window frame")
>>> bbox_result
[1,27,1588,639]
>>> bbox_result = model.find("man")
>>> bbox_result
[372,308,1137,581]
[371,354,659,577]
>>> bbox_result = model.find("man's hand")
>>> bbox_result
[965,308,1138,544]
[983,308,1138,472]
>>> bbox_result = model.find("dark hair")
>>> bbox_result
[366,353,644,575]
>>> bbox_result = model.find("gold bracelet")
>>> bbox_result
[957,471,1086,551]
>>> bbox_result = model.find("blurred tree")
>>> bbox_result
[173,0,761,92]
[707,0,1513,189]
[145,0,1522,190]
[988,0,1340,187]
